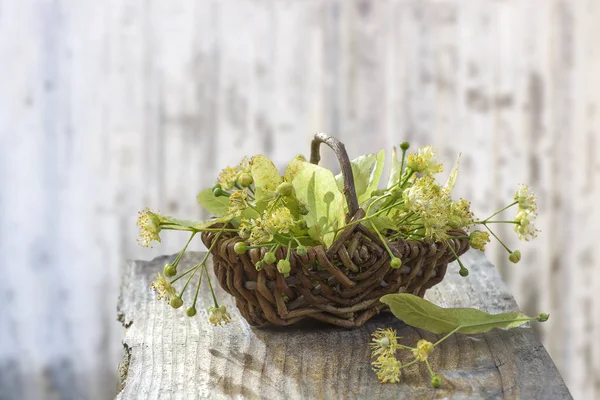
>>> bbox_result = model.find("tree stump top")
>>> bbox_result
[116,250,571,399]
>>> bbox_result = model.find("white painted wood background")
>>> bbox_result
[0,0,598,399]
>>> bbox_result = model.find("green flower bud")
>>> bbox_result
[390,257,402,269]
[538,313,550,322]
[233,242,248,255]
[459,267,469,277]
[263,252,276,265]
[170,297,183,309]
[277,182,293,196]
[277,259,291,276]
[296,245,308,256]
[237,172,253,187]
[255,260,265,271]
[213,187,224,197]
[298,204,309,215]
[163,263,177,277]
[430,375,443,388]
[400,142,410,151]
[390,187,402,199]
[212,183,222,191]
[448,215,462,229]
[186,306,197,317]
[509,250,521,264]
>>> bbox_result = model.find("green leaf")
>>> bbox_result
[196,188,230,216]
[444,153,461,193]
[285,154,307,182]
[386,146,401,189]
[335,153,377,201]
[380,293,538,334]
[359,149,385,204]
[291,160,347,248]
[251,155,282,203]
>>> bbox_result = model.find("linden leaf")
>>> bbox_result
[291,160,346,248]
[196,188,230,216]
[251,155,282,203]
[335,153,377,202]
[387,146,401,189]
[380,293,539,334]
[359,149,385,204]
[444,153,461,193]
[285,154,307,182]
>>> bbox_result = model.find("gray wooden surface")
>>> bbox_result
[116,250,571,399]
[2,1,599,399]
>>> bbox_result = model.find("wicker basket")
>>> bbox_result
[201,134,470,328]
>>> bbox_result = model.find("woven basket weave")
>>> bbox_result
[201,134,470,328]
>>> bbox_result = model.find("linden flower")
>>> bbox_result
[240,218,274,245]
[469,230,490,251]
[372,355,402,383]
[263,207,296,235]
[514,210,539,241]
[370,328,399,358]
[217,166,239,190]
[137,208,162,247]
[514,184,537,211]
[208,305,232,326]
[412,339,434,361]
[228,189,250,217]
[150,273,176,302]
[403,176,453,241]
[217,157,252,190]
[448,199,474,229]
[406,146,444,175]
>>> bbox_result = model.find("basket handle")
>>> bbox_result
[309,133,360,217]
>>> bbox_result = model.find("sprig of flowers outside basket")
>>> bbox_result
[136,136,546,387]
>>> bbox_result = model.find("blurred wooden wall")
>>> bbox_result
[1,0,598,399]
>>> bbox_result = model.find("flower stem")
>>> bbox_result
[475,220,518,224]
[172,232,197,267]
[446,240,467,273]
[483,223,512,253]
[483,201,518,222]
[425,360,435,377]
[399,148,408,180]
[399,359,419,370]
[370,221,396,260]
[191,267,205,308]
[203,226,228,307]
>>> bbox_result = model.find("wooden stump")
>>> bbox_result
[116,250,571,399]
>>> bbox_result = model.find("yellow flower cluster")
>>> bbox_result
[150,273,176,302]
[227,189,250,217]
[370,328,399,358]
[513,184,539,241]
[217,157,251,190]
[372,355,402,383]
[406,146,443,175]
[469,230,490,251]
[370,328,441,386]
[136,208,162,247]
[402,176,473,241]
[514,184,537,211]
[514,210,539,241]
[412,339,434,361]
[239,207,299,245]
[208,305,232,326]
